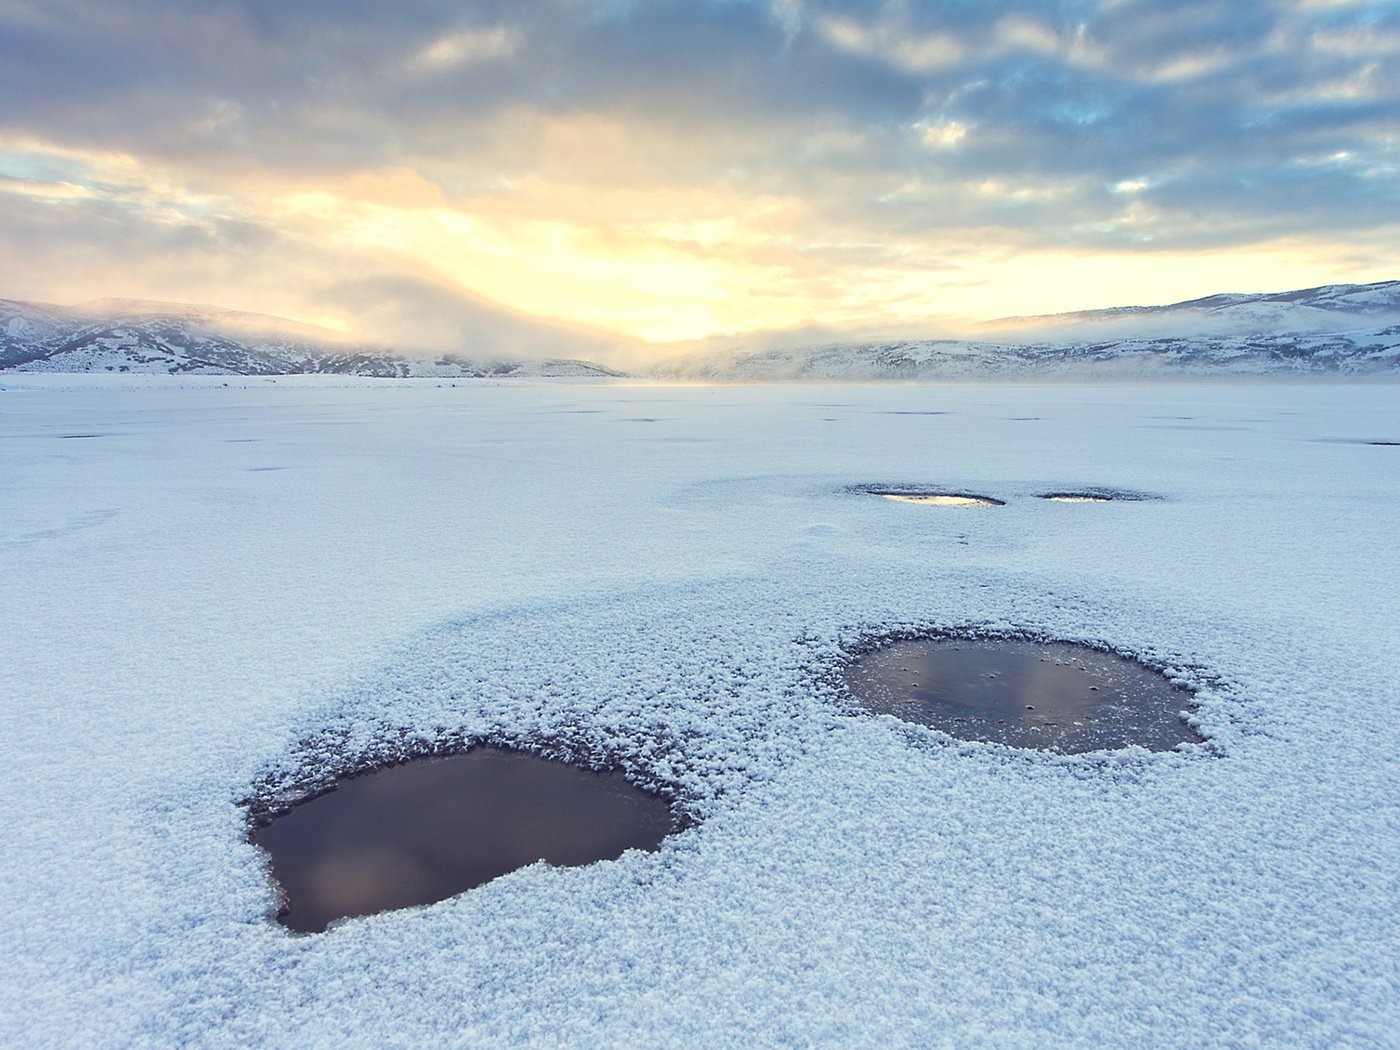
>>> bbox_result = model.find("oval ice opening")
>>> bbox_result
[873,492,1003,507]
[844,637,1202,753]
[251,747,676,933]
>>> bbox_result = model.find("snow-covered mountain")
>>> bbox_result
[986,280,1400,338]
[657,280,1400,380]
[8,281,1400,380]
[0,298,626,378]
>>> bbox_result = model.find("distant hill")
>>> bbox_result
[991,280,1400,330]
[0,298,627,378]
[8,281,1400,381]
[655,281,1400,380]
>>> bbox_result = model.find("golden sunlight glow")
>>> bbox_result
[0,176,92,200]
[3,123,1398,349]
[271,166,1399,342]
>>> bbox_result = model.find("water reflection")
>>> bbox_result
[878,494,1003,508]
[251,747,676,933]
[844,638,1201,753]
[1036,488,1158,503]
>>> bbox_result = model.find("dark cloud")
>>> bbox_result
[3,2,1391,171]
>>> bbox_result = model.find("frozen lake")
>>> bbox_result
[2,375,1398,1047]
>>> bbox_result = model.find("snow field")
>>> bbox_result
[1,376,1397,1047]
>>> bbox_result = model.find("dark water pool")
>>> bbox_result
[844,638,1201,753]
[251,747,675,933]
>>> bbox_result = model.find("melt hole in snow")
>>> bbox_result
[844,637,1202,753]
[1037,488,1159,503]
[863,488,1004,508]
[250,747,677,933]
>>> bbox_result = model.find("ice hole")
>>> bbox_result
[864,488,1004,507]
[1037,488,1157,502]
[250,747,677,933]
[844,637,1202,753]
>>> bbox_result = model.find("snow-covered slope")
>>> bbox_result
[11,281,1400,381]
[658,281,1400,380]
[0,299,626,378]
[995,280,1400,335]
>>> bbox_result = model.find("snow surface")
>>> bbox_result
[2,375,1398,1048]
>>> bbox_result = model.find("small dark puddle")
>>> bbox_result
[251,747,675,933]
[845,638,1201,753]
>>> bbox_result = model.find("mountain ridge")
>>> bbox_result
[0,298,627,378]
[656,280,1400,380]
[5,280,1399,380]
[989,280,1400,329]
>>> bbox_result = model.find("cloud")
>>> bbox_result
[0,180,635,363]
[309,273,633,363]
[407,25,518,72]
[0,0,1395,346]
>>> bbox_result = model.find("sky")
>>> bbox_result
[0,0,1396,356]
